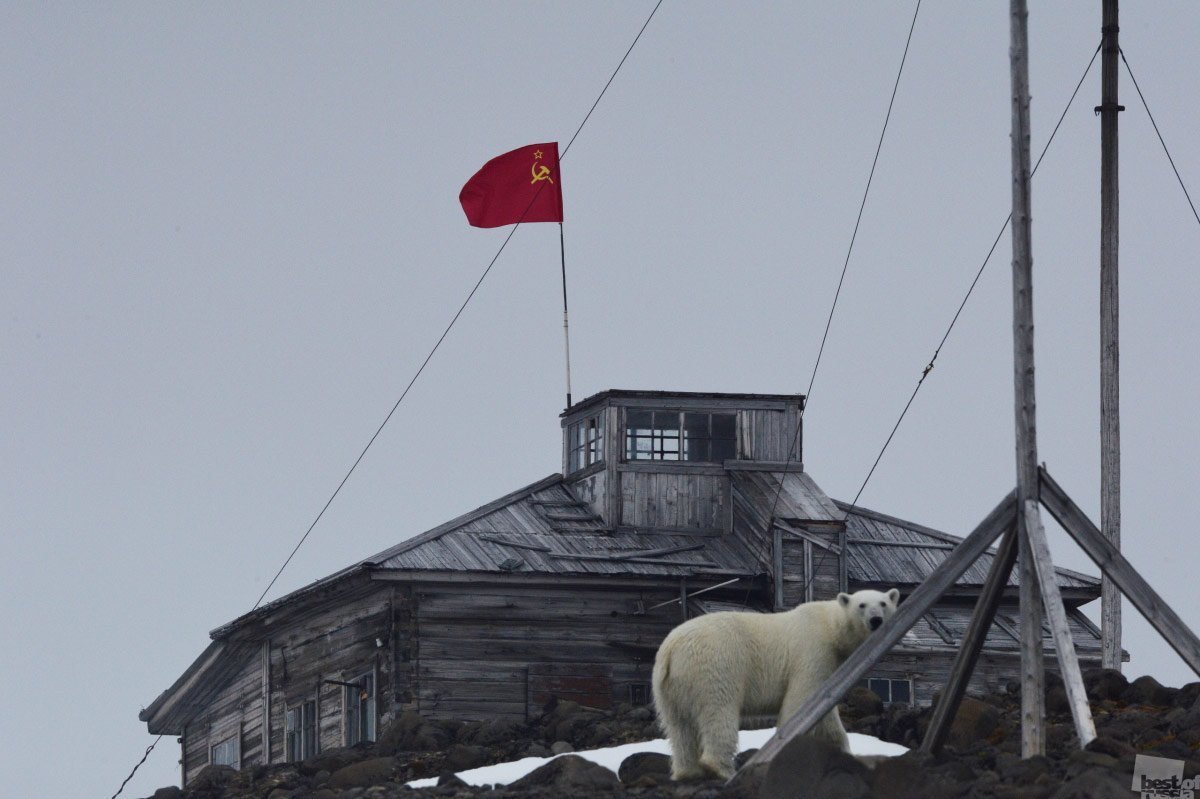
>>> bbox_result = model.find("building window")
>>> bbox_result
[629,683,651,706]
[567,414,605,473]
[210,733,238,768]
[286,700,318,762]
[345,673,376,746]
[858,677,913,706]
[625,410,736,462]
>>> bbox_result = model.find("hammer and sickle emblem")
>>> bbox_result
[530,152,554,185]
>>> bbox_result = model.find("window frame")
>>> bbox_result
[567,413,605,473]
[209,726,240,770]
[858,676,914,706]
[344,671,377,747]
[285,697,319,763]
[623,408,737,464]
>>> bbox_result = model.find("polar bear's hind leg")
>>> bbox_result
[696,703,739,779]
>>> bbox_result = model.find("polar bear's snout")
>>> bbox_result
[869,615,883,630]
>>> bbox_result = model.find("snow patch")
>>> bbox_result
[407,730,907,788]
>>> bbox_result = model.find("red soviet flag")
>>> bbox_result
[459,142,564,228]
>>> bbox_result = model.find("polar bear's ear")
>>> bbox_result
[837,593,851,607]
[887,588,900,604]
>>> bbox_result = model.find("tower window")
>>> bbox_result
[567,414,605,473]
[626,410,735,462]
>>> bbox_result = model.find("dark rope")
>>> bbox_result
[847,41,1101,511]
[763,0,922,598]
[1119,47,1200,229]
[251,0,665,612]
[114,5,669,796]
[804,0,922,408]
[110,735,163,799]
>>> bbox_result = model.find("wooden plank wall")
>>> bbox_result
[868,650,1105,708]
[730,484,772,574]
[619,471,728,533]
[415,582,680,721]
[182,655,264,785]
[570,468,607,524]
[781,529,842,606]
[739,407,802,462]
[266,588,397,763]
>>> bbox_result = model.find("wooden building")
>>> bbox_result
[140,390,1112,785]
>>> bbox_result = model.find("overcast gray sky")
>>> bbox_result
[4,3,1199,796]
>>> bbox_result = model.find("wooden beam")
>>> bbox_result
[261,640,271,765]
[776,521,841,553]
[1099,0,1124,673]
[772,525,784,610]
[921,524,1018,755]
[722,460,807,473]
[739,490,1017,771]
[845,538,957,551]
[1022,501,1097,746]
[478,536,553,553]
[1040,467,1200,676]
[1008,0,1044,757]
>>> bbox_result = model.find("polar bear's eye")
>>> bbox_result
[858,602,865,608]
[880,601,886,607]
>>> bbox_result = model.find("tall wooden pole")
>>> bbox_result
[1099,0,1123,672]
[1009,0,1045,757]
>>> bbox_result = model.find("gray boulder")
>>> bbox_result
[509,754,620,791]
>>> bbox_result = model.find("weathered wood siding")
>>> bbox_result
[182,654,264,785]
[738,407,802,462]
[266,586,402,763]
[781,528,844,606]
[569,467,608,524]
[868,648,1105,709]
[414,582,681,721]
[619,470,729,533]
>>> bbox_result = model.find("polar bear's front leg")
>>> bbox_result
[813,706,851,752]
[777,686,851,753]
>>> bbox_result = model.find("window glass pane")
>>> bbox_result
[711,413,736,439]
[655,412,680,460]
[303,701,317,758]
[711,437,736,462]
[627,410,652,433]
[868,678,890,702]
[682,413,709,461]
[891,680,911,704]
[211,735,236,767]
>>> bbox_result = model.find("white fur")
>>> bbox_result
[651,588,900,780]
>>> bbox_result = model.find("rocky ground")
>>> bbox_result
[143,669,1200,799]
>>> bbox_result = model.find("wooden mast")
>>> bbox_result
[1099,0,1123,672]
[1008,0,1045,757]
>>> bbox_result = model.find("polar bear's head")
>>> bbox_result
[838,588,900,633]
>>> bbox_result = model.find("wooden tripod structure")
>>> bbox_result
[742,0,1200,771]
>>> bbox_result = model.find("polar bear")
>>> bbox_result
[651,588,900,780]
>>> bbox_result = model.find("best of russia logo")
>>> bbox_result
[1134,754,1198,799]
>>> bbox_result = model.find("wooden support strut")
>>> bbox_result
[1022,500,1097,746]
[1039,467,1200,677]
[922,523,1019,754]
[739,490,1017,772]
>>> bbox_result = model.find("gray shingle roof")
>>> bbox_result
[370,475,759,578]
[838,501,1101,592]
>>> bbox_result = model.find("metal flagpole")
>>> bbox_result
[559,222,573,408]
